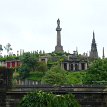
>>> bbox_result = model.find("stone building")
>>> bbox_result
[61,51,88,71]
[39,56,48,64]
[0,60,21,68]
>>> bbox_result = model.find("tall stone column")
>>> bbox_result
[85,63,88,70]
[79,63,81,70]
[61,62,64,70]
[55,19,63,52]
[73,63,75,71]
[67,63,69,71]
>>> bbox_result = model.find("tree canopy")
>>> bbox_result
[83,58,107,84]
[18,52,38,79]
[20,52,38,71]
[41,65,68,85]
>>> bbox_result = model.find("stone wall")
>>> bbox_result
[5,92,107,107]
[4,85,107,107]
[0,90,6,107]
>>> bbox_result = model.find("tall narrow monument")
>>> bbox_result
[55,19,63,52]
[90,31,98,58]
[102,47,105,59]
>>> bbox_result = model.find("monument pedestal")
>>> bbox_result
[55,45,63,52]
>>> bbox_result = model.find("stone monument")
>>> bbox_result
[55,19,63,52]
[90,31,98,58]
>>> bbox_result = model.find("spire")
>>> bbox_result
[102,47,105,59]
[90,31,98,59]
[93,31,95,39]
[92,31,95,44]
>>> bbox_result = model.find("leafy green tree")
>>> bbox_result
[18,64,30,79]
[19,91,80,107]
[83,59,107,84]
[18,52,38,79]
[20,52,38,71]
[66,71,86,85]
[37,62,47,73]
[41,65,68,85]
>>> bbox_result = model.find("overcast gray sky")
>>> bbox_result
[0,0,107,57]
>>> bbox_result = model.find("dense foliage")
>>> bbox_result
[19,91,80,107]
[0,67,13,88]
[0,56,19,61]
[18,64,30,79]
[41,65,68,85]
[20,52,38,71]
[83,59,107,84]
[24,70,86,85]
[66,71,86,84]
[26,72,44,81]
[18,52,38,79]
[37,62,47,73]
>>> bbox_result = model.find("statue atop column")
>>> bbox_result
[57,19,60,27]
[55,19,63,52]
[56,19,62,31]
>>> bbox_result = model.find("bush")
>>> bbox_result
[37,62,47,73]
[19,91,80,107]
[41,65,68,85]
[66,71,86,85]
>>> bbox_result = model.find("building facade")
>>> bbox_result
[61,51,88,71]
[0,60,21,68]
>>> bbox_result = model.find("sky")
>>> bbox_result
[0,0,107,57]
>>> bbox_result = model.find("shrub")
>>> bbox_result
[41,65,68,85]
[19,91,80,107]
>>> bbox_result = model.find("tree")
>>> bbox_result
[37,62,47,73]
[18,52,38,79]
[18,64,30,79]
[4,43,12,55]
[20,52,38,71]
[83,58,107,84]
[19,91,80,107]
[41,65,68,85]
